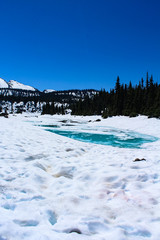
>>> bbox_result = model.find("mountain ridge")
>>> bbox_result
[0,78,9,88]
[0,78,37,91]
[8,80,36,91]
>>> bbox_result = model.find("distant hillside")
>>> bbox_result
[0,77,99,114]
[0,78,8,88]
[43,89,55,93]
[0,78,36,91]
[8,80,36,91]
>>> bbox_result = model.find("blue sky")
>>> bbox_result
[0,0,160,91]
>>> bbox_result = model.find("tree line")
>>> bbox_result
[42,102,65,115]
[71,73,160,118]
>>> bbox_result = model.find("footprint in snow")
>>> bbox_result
[13,219,39,227]
[47,210,57,225]
[53,166,76,179]
[0,236,7,240]
[2,203,16,210]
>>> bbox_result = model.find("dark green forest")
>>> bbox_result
[71,73,160,118]
[42,102,65,115]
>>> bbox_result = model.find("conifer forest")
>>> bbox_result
[71,73,160,118]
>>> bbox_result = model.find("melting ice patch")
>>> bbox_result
[39,124,158,148]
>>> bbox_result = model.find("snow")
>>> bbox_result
[43,89,56,93]
[0,114,160,240]
[0,78,8,88]
[8,80,36,91]
[0,101,43,114]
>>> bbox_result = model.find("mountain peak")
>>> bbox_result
[43,89,55,93]
[8,80,36,91]
[0,78,9,88]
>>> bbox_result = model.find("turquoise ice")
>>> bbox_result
[42,125,158,148]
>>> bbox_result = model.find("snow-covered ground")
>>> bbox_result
[0,114,160,240]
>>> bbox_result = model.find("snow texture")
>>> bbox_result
[0,78,8,88]
[0,114,160,240]
[43,89,56,93]
[8,80,36,91]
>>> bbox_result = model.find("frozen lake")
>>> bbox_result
[37,123,158,148]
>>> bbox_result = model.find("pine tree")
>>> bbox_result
[146,72,149,90]
[115,76,120,93]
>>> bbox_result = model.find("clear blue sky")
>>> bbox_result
[0,0,160,91]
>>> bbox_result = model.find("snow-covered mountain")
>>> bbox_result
[43,89,56,93]
[0,78,9,88]
[0,76,100,114]
[0,78,36,91]
[8,80,36,91]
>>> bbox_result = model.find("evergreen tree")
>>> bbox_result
[146,72,149,90]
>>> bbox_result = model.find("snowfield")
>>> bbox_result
[0,78,8,88]
[43,89,56,93]
[0,114,160,240]
[8,80,36,91]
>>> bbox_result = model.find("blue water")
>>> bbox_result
[43,127,158,149]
